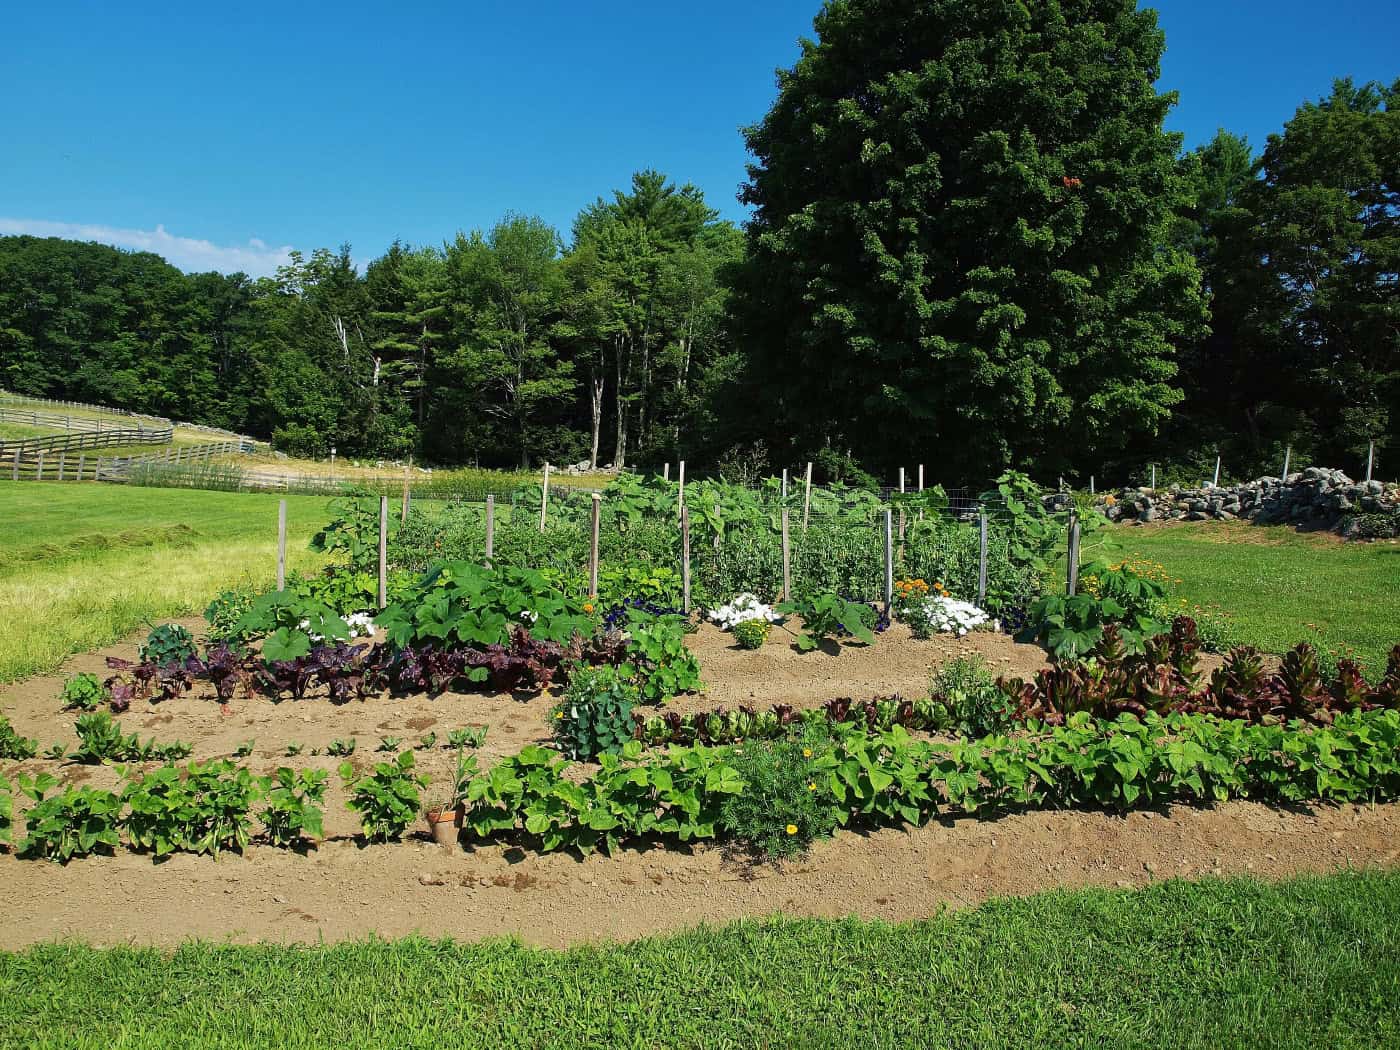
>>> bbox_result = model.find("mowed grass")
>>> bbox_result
[2,871,1398,1049]
[1110,521,1400,671]
[0,483,331,682]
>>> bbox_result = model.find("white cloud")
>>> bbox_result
[0,218,296,278]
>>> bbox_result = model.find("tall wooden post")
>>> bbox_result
[678,460,686,517]
[681,504,692,616]
[588,494,601,598]
[77,453,85,481]
[781,509,791,600]
[663,462,670,482]
[276,500,287,591]
[377,496,389,610]
[1089,475,1095,496]
[977,508,989,607]
[782,468,788,503]
[484,495,496,568]
[401,467,411,524]
[917,463,925,521]
[1282,446,1292,479]
[1366,441,1375,483]
[802,461,813,530]
[539,462,550,532]
[1212,456,1222,488]
[883,509,894,615]
[36,452,44,481]
[10,450,17,481]
[57,455,65,482]
[1066,512,1082,597]
[897,468,906,545]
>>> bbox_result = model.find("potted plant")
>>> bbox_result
[423,748,476,847]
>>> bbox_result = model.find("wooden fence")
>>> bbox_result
[5,441,244,483]
[0,424,174,457]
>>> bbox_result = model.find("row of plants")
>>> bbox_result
[455,705,1400,858]
[998,617,1400,727]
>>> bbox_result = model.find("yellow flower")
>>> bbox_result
[583,602,595,614]
[807,783,816,792]
[785,824,798,835]
[802,748,813,758]
[554,712,564,719]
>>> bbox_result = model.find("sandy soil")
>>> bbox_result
[3,620,1388,950]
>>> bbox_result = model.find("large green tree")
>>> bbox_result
[733,0,1206,481]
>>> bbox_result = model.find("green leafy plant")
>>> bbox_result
[931,655,1011,738]
[424,748,477,819]
[204,587,258,646]
[448,726,488,749]
[377,736,403,752]
[17,774,122,862]
[415,732,437,751]
[311,496,396,572]
[731,619,770,650]
[717,731,840,860]
[234,740,255,758]
[259,768,327,848]
[285,742,304,757]
[327,738,357,757]
[60,672,107,711]
[778,593,876,651]
[620,613,703,703]
[550,664,640,760]
[0,715,38,760]
[0,775,11,848]
[140,623,196,666]
[121,760,264,858]
[72,711,190,764]
[341,751,428,843]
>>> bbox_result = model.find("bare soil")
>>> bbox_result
[2,620,1390,950]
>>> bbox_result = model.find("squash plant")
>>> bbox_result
[777,593,876,650]
[341,751,427,843]
[259,768,327,847]
[17,774,122,862]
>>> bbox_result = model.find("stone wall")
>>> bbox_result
[1097,468,1399,537]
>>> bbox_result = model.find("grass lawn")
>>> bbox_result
[0,483,332,682]
[0,871,1396,1049]
[1109,521,1400,672]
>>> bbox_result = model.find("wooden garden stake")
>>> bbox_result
[1366,440,1375,483]
[588,493,601,598]
[378,496,388,610]
[539,462,550,532]
[1282,446,1292,479]
[484,495,495,567]
[1212,455,1221,488]
[802,461,813,530]
[681,504,691,615]
[1089,475,1094,496]
[782,468,788,502]
[977,508,989,607]
[1066,512,1081,597]
[883,509,894,614]
[898,468,906,545]
[918,463,925,521]
[663,462,670,482]
[401,467,411,524]
[781,508,791,600]
[678,460,686,517]
[276,499,287,591]
[1151,464,1156,491]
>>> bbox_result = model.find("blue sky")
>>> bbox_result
[2,1,1395,276]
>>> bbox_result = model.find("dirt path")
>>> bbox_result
[1,799,1394,950]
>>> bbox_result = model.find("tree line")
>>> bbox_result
[0,0,1393,485]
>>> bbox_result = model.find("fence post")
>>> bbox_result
[802,461,813,530]
[1212,455,1222,488]
[897,468,906,545]
[977,508,989,607]
[918,463,925,521]
[663,462,670,482]
[1089,475,1094,496]
[57,454,65,482]
[883,509,894,615]
[36,452,44,481]
[95,456,103,481]
[681,503,691,616]
[678,460,686,517]
[782,468,788,503]
[277,500,287,590]
[539,462,550,532]
[781,508,791,601]
[401,468,411,524]
[588,493,601,598]
[11,449,18,481]
[484,495,495,568]
[378,496,389,610]
[1366,440,1375,483]
[1282,446,1292,479]
[1066,512,1082,597]
[77,453,85,481]
[1151,464,1156,491]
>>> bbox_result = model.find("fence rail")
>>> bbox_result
[0,390,170,425]
[0,424,173,456]
[4,441,245,483]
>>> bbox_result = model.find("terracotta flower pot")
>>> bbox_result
[425,804,463,847]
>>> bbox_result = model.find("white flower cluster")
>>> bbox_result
[300,611,377,642]
[917,596,993,637]
[709,592,783,631]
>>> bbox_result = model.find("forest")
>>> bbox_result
[0,1,1394,486]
